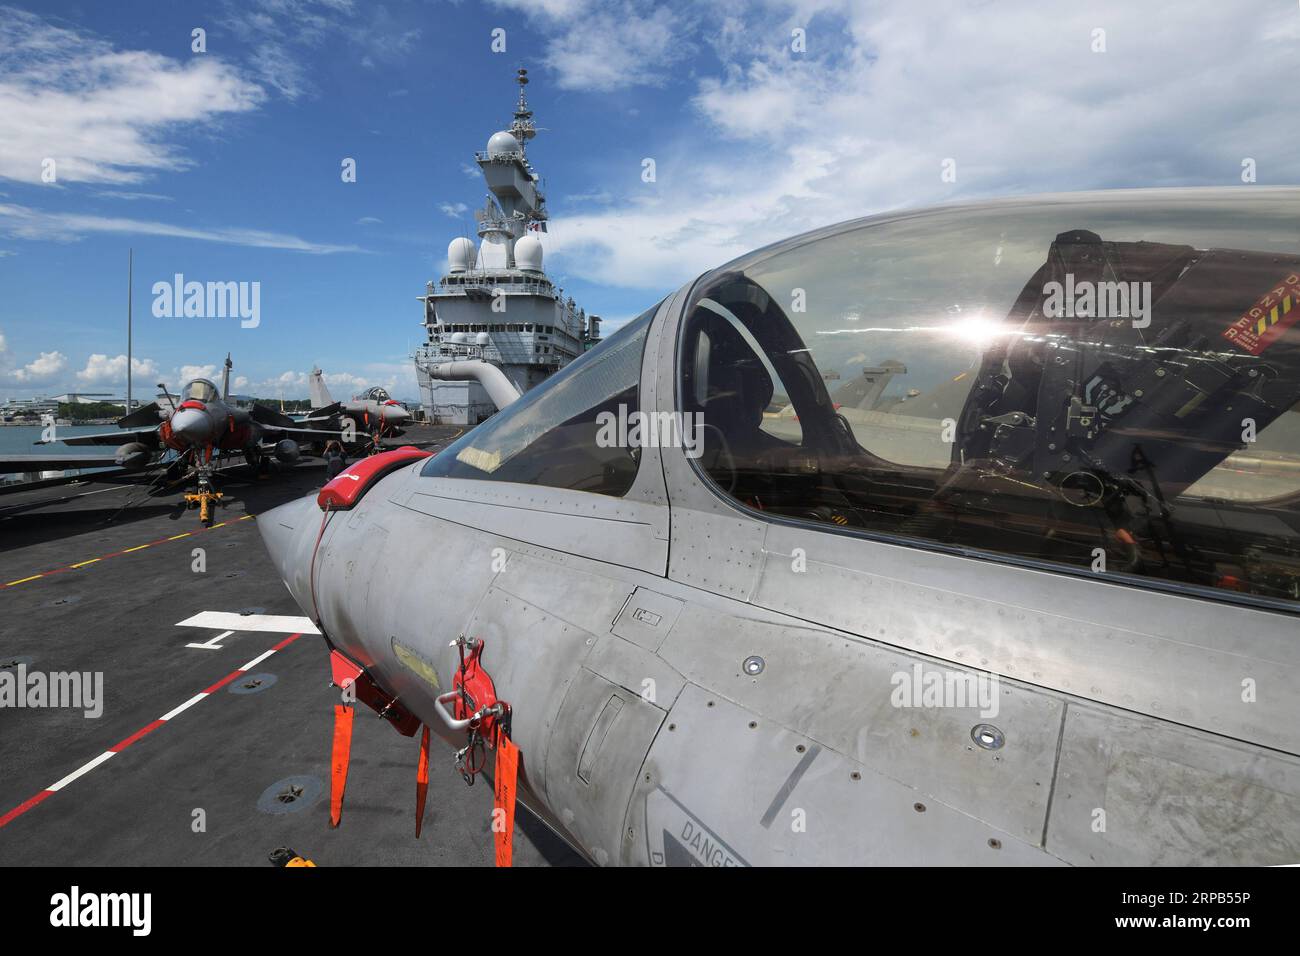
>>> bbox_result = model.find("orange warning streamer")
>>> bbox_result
[330,704,354,828]
[415,725,431,838]
[494,733,519,867]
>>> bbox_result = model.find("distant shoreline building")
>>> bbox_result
[2,393,128,422]
[413,69,600,426]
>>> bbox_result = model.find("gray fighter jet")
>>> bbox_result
[37,356,337,523]
[306,368,410,450]
[259,188,1300,866]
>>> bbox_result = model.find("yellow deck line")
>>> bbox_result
[3,510,257,589]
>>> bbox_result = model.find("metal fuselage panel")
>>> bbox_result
[268,453,1300,865]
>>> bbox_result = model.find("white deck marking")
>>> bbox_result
[175,611,320,635]
[47,751,116,792]
[239,649,278,671]
[159,693,208,722]
[1,633,305,830]
[186,629,235,651]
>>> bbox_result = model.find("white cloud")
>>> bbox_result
[76,353,159,385]
[178,365,220,384]
[0,331,68,385]
[489,0,693,91]
[223,0,421,100]
[13,349,67,382]
[0,202,364,254]
[92,191,173,202]
[246,42,310,101]
[490,0,588,18]
[542,3,692,91]
[1,327,416,399]
[538,0,1300,293]
[0,6,265,185]
[257,360,415,399]
[439,202,469,218]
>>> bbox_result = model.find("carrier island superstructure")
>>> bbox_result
[414,69,601,425]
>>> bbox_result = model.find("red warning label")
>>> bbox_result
[1222,273,1300,355]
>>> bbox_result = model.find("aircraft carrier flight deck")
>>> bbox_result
[0,426,582,867]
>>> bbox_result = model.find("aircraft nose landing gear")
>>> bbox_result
[184,470,224,527]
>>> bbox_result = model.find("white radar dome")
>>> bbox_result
[447,237,477,273]
[475,332,491,346]
[514,235,543,272]
[486,131,521,158]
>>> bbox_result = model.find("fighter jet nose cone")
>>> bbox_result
[257,494,319,617]
[170,408,209,444]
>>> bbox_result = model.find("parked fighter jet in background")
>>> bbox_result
[306,368,410,453]
[37,356,338,524]
[260,189,1300,866]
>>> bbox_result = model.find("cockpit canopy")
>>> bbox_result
[424,189,1300,609]
[358,386,392,403]
[181,379,220,404]
[674,189,1300,609]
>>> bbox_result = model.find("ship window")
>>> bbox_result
[423,303,659,495]
[679,196,1300,610]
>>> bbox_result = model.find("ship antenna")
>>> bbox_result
[510,67,535,155]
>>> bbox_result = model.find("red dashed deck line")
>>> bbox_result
[0,791,52,829]
[1,514,256,589]
[201,670,245,695]
[109,720,166,753]
[0,632,304,831]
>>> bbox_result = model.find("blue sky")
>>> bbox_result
[1,0,1298,401]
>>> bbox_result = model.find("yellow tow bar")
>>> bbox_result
[184,489,224,526]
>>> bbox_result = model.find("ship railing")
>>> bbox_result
[433,278,557,298]
[474,151,524,164]
[415,343,558,366]
[475,217,514,236]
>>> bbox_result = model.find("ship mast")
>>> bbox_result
[474,68,548,269]
[510,68,536,156]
